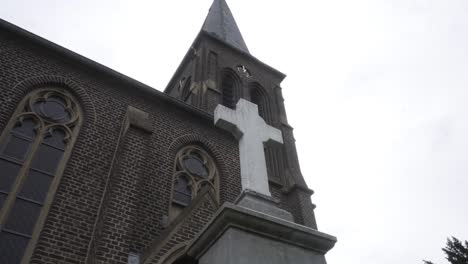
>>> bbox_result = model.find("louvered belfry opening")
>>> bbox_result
[221,70,241,109]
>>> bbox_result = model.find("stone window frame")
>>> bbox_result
[0,87,83,263]
[169,145,220,220]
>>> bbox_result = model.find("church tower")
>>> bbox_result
[0,0,335,263]
[166,0,318,229]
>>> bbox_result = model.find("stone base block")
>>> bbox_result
[234,189,294,221]
[186,201,336,264]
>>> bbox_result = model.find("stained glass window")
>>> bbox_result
[0,89,80,263]
[0,118,36,162]
[32,96,71,123]
[0,160,21,193]
[183,155,208,178]
[170,145,219,220]
[0,231,29,264]
[0,117,38,231]
[173,175,192,206]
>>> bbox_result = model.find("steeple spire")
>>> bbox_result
[202,0,249,53]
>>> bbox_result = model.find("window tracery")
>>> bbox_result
[170,145,219,220]
[0,88,81,263]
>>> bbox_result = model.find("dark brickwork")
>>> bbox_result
[145,189,218,264]
[0,12,320,263]
[0,26,241,263]
[166,33,320,229]
[92,128,153,263]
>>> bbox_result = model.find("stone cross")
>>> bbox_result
[214,99,283,197]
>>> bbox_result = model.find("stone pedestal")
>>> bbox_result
[186,191,336,264]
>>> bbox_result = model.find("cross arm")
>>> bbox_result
[264,125,283,145]
[214,104,243,140]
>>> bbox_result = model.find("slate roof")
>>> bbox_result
[202,0,249,54]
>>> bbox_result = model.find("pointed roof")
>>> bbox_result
[202,0,249,53]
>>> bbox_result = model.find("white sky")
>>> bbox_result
[1,0,468,263]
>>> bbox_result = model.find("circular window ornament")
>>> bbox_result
[172,145,220,212]
[183,155,208,178]
[33,96,71,123]
[29,90,78,125]
[177,146,215,179]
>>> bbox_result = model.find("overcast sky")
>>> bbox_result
[1,0,468,263]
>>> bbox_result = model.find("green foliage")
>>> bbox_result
[424,237,468,264]
[443,237,468,264]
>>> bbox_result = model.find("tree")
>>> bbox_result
[424,237,468,264]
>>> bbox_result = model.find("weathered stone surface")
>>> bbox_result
[126,106,153,133]
[214,99,283,197]
[0,20,242,263]
[199,228,327,264]
[187,202,336,263]
[235,189,293,221]
[0,0,332,260]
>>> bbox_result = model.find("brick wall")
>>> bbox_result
[0,28,242,263]
[0,23,318,263]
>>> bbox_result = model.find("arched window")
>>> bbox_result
[0,88,82,263]
[169,145,219,221]
[180,76,192,102]
[220,70,241,109]
[249,83,271,124]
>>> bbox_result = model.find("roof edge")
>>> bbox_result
[201,31,287,79]
[164,30,286,94]
[201,0,250,54]
[0,18,214,122]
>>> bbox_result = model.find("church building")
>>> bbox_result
[0,0,336,263]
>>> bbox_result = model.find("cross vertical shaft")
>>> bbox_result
[214,99,283,197]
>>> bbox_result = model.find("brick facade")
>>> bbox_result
[0,12,319,264]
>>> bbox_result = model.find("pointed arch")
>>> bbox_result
[168,144,220,221]
[167,134,229,184]
[167,133,233,206]
[10,75,95,127]
[248,82,273,124]
[0,87,83,263]
[220,68,242,109]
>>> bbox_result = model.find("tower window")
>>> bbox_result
[249,84,271,123]
[221,70,241,109]
[221,77,236,108]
